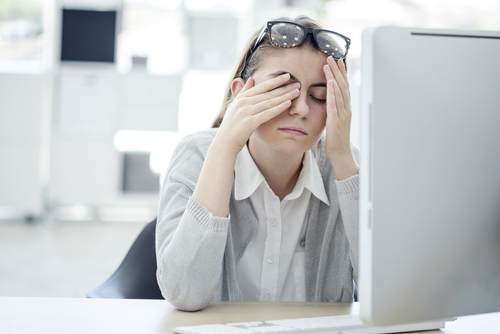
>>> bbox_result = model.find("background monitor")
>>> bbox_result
[60,9,117,63]
[359,26,500,326]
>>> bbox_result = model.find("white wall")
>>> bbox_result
[0,73,45,216]
[0,68,182,221]
[48,66,182,219]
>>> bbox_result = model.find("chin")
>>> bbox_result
[269,138,311,155]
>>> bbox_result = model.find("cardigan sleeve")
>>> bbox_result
[334,142,360,284]
[155,132,230,311]
[335,173,360,284]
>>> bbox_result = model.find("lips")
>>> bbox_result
[279,126,308,136]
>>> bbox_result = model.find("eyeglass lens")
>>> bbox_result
[270,23,305,47]
[316,31,347,58]
[270,23,347,59]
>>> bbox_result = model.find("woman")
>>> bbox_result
[156,15,359,311]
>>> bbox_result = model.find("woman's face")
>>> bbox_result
[249,47,328,157]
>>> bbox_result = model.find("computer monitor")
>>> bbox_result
[359,26,500,326]
[60,9,117,63]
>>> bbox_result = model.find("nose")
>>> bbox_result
[288,90,309,118]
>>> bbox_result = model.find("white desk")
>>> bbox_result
[0,297,499,333]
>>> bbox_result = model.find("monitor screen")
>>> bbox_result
[60,9,117,63]
[359,26,500,326]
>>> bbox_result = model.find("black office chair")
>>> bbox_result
[87,218,164,299]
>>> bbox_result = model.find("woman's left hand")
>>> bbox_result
[323,56,359,181]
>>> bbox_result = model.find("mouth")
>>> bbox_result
[279,126,308,136]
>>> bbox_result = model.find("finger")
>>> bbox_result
[337,58,350,90]
[253,99,292,125]
[323,64,338,114]
[323,63,335,82]
[332,76,346,118]
[336,59,352,116]
[250,81,300,106]
[245,73,291,97]
[240,77,255,94]
[253,86,299,115]
[332,78,351,123]
[324,65,338,117]
[327,56,349,94]
[327,57,350,103]
[335,58,349,89]
[326,79,338,119]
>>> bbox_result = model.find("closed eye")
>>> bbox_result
[310,95,326,104]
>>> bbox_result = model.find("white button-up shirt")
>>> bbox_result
[234,144,330,302]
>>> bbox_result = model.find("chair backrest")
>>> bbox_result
[87,218,164,299]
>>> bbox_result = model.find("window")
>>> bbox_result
[0,0,43,71]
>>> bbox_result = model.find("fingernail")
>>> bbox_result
[282,73,290,80]
[292,89,299,96]
[293,82,301,89]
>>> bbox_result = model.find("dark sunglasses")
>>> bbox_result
[251,21,351,60]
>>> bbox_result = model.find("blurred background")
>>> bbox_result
[1,0,499,298]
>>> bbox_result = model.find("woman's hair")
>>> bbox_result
[211,15,324,128]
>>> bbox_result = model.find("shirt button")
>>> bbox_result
[300,239,306,247]
[270,219,277,226]
[267,256,274,264]
[264,294,271,301]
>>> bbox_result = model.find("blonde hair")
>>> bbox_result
[211,15,324,128]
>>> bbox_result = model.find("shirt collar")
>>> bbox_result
[234,144,330,206]
[234,144,266,201]
[285,149,330,205]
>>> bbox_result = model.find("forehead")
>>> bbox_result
[255,47,327,84]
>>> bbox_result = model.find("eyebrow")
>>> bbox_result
[266,71,327,88]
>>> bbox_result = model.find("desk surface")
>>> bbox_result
[1,297,499,333]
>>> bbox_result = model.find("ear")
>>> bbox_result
[231,78,246,97]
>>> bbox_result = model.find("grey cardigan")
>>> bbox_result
[156,129,360,311]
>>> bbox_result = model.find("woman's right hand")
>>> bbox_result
[193,73,299,218]
[215,73,301,155]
